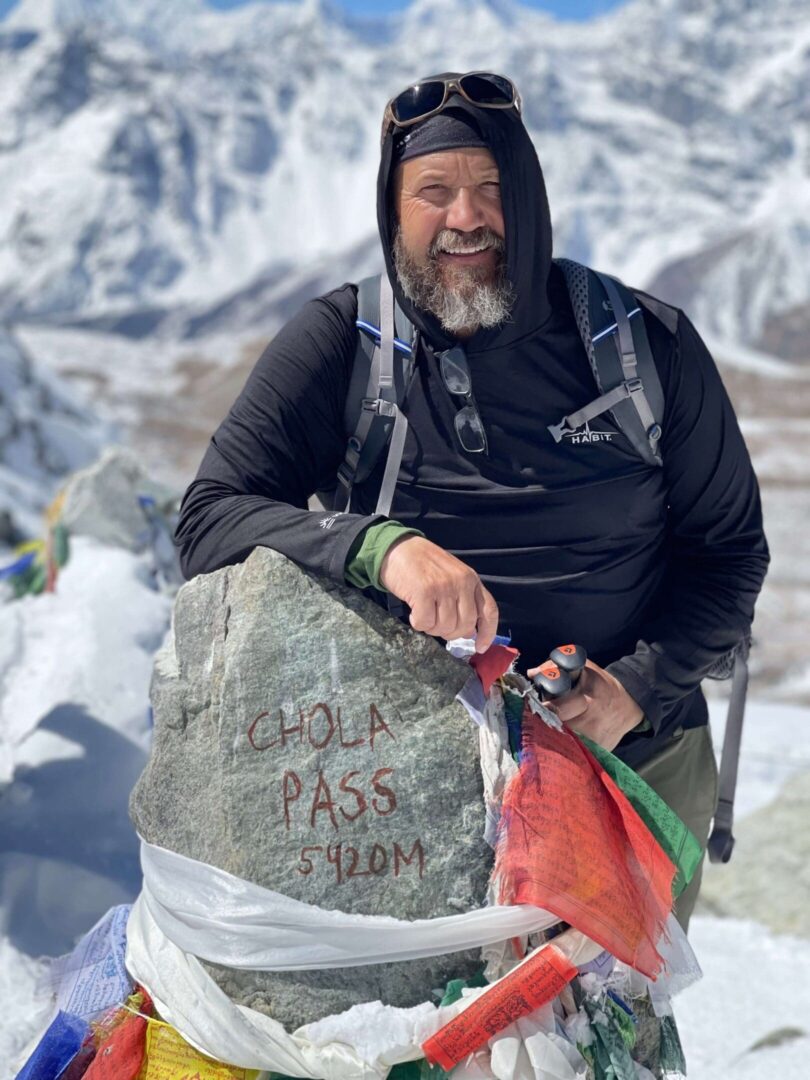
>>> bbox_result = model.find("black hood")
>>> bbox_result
[376,82,554,355]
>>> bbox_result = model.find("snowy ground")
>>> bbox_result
[678,917,810,1079]
[0,537,172,1072]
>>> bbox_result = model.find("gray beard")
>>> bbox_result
[392,227,515,336]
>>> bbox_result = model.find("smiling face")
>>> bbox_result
[392,147,513,337]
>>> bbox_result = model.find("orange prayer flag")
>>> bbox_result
[422,944,577,1070]
[494,706,675,978]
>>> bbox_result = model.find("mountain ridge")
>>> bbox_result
[0,0,808,364]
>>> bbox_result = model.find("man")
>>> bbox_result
[176,72,769,927]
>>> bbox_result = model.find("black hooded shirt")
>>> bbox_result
[175,97,769,768]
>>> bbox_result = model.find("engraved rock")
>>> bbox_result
[130,546,493,1029]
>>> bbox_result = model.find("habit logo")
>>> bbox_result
[559,421,616,445]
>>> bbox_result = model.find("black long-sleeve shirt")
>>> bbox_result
[176,268,768,768]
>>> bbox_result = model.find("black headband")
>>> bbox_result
[392,109,489,164]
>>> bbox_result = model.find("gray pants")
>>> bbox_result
[636,725,719,932]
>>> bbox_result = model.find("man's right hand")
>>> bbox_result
[379,535,499,653]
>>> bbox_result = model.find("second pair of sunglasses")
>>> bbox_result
[439,346,488,455]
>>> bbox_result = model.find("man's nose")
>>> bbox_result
[444,187,487,233]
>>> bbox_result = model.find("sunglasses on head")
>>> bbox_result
[381,72,521,146]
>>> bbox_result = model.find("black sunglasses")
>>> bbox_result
[382,72,521,146]
[439,346,488,455]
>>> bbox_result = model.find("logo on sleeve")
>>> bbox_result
[318,513,343,530]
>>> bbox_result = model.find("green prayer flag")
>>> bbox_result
[578,733,703,897]
[52,523,70,568]
[388,1060,449,1080]
[579,989,639,1080]
[659,1012,687,1075]
[439,968,488,1007]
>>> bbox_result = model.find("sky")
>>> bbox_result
[0,0,627,22]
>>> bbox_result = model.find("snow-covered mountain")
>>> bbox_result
[1,0,808,364]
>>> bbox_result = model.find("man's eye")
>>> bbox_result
[482,181,500,191]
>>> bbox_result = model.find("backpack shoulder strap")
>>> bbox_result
[551,258,665,467]
[707,639,749,865]
[556,259,750,863]
[335,275,416,516]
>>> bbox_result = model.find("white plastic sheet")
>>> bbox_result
[446,929,598,1080]
[488,1007,588,1080]
[126,839,564,1073]
[127,884,581,1077]
[137,840,560,972]
[470,682,518,851]
[648,913,703,1012]
[127,893,426,1077]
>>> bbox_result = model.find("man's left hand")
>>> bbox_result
[525,659,644,752]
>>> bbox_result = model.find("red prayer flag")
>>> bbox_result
[83,988,153,1080]
[494,706,675,978]
[469,643,519,695]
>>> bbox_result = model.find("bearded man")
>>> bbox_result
[176,72,768,928]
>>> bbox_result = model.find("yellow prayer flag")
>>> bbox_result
[138,1018,261,1080]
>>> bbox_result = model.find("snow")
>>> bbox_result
[0,327,109,539]
[0,536,172,1076]
[302,1000,443,1063]
[0,938,50,1070]
[707,699,810,819]
[0,462,804,1080]
[0,0,808,1074]
[678,918,810,1080]
[708,337,810,380]
[0,536,171,782]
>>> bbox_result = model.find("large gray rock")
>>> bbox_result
[698,769,810,936]
[60,446,177,553]
[130,546,492,1029]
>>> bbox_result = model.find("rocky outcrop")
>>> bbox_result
[130,546,493,1030]
[699,768,810,937]
[59,446,177,554]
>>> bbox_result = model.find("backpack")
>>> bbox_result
[335,258,744,864]
[335,258,664,519]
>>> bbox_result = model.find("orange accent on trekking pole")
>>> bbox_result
[538,661,561,679]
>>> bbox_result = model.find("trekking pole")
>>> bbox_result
[532,645,588,700]
[549,644,587,684]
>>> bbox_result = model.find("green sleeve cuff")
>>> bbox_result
[344,521,424,591]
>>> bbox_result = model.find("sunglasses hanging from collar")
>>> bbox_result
[439,345,489,455]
